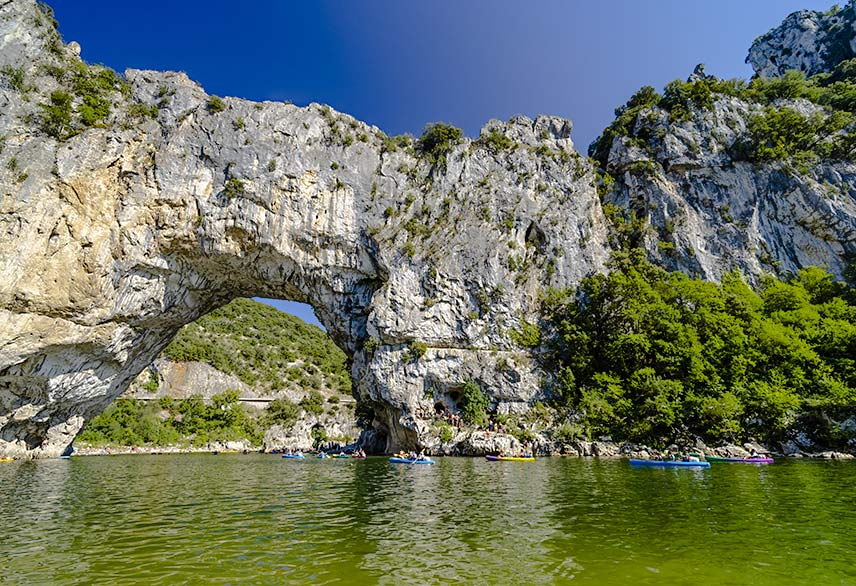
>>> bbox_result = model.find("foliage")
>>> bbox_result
[544,251,856,446]
[659,79,714,121]
[589,85,660,165]
[207,95,226,113]
[735,106,856,163]
[363,337,380,353]
[509,320,541,348]
[299,390,325,416]
[223,178,245,198]
[39,90,72,138]
[35,62,126,138]
[417,122,463,168]
[460,379,489,427]
[408,341,428,361]
[478,128,514,153]
[77,93,111,127]
[164,298,351,394]
[590,61,856,169]
[1,65,26,93]
[77,393,262,447]
[266,397,300,428]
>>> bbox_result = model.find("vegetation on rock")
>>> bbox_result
[590,59,856,169]
[417,122,463,168]
[163,299,351,394]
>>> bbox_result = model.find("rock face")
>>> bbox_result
[0,1,610,457]
[1,1,855,458]
[747,1,856,78]
[601,95,856,282]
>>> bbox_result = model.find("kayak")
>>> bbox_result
[332,454,351,459]
[629,458,710,468]
[705,455,774,464]
[351,455,366,459]
[0,457,13,462]
[389,457,435,465]
[485,455,535,462]
[281,454,305,459]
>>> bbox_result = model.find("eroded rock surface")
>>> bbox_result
[747,1,856,77]
[2,1,856,457]
[0,1,609,457]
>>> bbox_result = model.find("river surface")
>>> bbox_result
[1,454,854,585]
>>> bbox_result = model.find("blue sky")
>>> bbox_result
[49,0,834,327]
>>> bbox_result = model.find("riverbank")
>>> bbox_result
[67,435,856,460]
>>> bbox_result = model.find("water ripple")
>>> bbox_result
[0,456,855,584]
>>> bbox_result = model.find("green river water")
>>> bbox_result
[1,454,854,585]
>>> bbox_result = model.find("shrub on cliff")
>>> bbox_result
[39,90,72,138]
[299,390,325,416]
[460,379,489,427]
[418,122,463,167]
[207,95,226,113]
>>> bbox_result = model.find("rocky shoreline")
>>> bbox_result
[69,432,856,461]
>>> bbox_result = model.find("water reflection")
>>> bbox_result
[0,456,855,585]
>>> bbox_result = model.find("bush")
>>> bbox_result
[408,341,427,361]
[659,79,714,121]
[589,85,661,166]
[223,178,245,198]
[39,90,72,138]
[439,423,455,443]
[299,390,325,416]
[267,397,300,428]
[510,320,541,348]
[736,106,855,163]
[363,337,380,353]
[478,128,513,153]
[418,122,463,167]
[544,252,856,445]
[207,95,226,114]
[77,93,110,127]
[460,379,489,427]
[1,65,26,92]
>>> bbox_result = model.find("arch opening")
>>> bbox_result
[72,297,379,454]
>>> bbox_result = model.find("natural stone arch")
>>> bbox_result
[0,0,612,457]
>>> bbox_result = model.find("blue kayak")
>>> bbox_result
[389,457,435,465]
[629,458,709,468]
[281,454,305,459]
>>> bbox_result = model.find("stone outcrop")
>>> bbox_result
[601,94,856,282]
[0,0,610,457]
[747,2,856,78]
[2,1,856,458]
[130,359,251,401]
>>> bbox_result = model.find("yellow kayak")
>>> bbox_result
[486,455,535,462]
[0,457,14,462]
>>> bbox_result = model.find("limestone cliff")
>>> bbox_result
[595,84,856,282]
[0,0,609,457]
[1,1,855,457]
[747,1,856,78]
